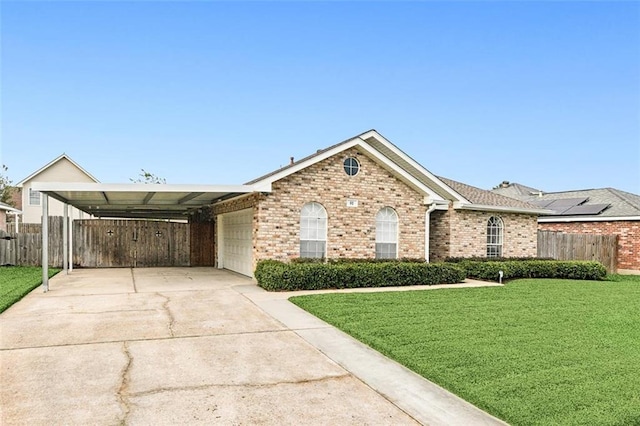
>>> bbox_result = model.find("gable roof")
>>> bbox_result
[438,177,544,211]
[493,182,640,220]
[248,130,548,215]
[17,154,99,187]
[247,129,465,204]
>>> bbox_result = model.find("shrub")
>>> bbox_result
[454,259,607,282]
[254,260,466,291]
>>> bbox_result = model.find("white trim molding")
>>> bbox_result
[454,202,551,215]
[539,216,640,223]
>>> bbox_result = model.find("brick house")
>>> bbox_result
[30,130,547,277]
[494,182,640,273]
[192,130,547,276]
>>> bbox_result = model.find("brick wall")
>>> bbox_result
[255,148,427,262]
[430,207,537,259]
[429,208,451,261]
[539,221,640,272]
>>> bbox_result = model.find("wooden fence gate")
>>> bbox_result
[537,230,618,272]
[73,219,190,267]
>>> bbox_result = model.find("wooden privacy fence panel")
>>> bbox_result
[190,222,214,266]
[4,223,43,234]
[0,217,64,266]
[537,230,618,272]
[73,219,190,267]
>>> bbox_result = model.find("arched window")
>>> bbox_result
[300,202,327,259]
[375,207,398,259]
[487,216,503,257]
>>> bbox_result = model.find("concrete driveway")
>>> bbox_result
[1,268,505,426]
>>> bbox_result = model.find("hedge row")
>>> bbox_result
[456,260,607,281]
[291,257,426,264]
[254,260,466,291]
[445,256,553,263]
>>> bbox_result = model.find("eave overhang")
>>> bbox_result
[454,202,552,215]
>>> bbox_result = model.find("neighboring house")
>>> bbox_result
[493,181,640,273]
[191,130,548,276]
[17,154,99,224]
[0,201,21,231]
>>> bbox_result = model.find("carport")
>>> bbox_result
[31,182,271,290]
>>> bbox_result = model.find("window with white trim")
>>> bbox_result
[487,216,503,257]
[375,207,398,259]
[29,188,41,206]
[300,202,327,259]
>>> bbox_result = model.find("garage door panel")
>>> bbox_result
[220,209,253,277]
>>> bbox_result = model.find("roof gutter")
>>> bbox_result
[454,202,552,215]
[539,215,640,223]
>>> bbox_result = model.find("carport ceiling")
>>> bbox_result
[31,182,267,219]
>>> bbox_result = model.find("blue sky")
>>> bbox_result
[2,1,639,194]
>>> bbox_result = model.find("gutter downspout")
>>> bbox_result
[425,203,437,263]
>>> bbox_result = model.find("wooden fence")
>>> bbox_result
[0,217,65,267]
[73,219,189,267]
[1,217,190,268]
[537,230,618,272]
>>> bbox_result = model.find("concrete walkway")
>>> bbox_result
[1,268,506,425]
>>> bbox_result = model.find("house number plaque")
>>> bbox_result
[346,199,358,208]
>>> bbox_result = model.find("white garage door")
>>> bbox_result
[219,209,254,277]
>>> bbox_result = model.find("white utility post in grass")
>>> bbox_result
[41,194,49,292]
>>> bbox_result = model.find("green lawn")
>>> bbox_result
[290,276,640,426]
[0,267,60,313]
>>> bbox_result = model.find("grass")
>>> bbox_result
[0,266,60,313]
[290,276,640,426]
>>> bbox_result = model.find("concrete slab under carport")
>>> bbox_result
[1,268,506,425]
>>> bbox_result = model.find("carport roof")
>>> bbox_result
[30,182,265,219]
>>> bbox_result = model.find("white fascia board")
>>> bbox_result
[454,202,551,215]
[30,182,265,193]
[423,197,450,206]
[250,138,362,186]
[359,130,471,204]
[249,136,447,201]
[0,205,21,213]
[539,216,640,223]
[354,141,446,201]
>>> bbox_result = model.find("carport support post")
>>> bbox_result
[69,204,73,272]
[42,194,49,292]
[63,202,68,274]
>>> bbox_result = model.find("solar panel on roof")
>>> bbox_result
[561,204,610,216]
[544,198,590,213]
[530,199,554,208]
[546,198,589,208]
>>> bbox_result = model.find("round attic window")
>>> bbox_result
[343,157,360,176]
